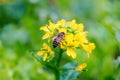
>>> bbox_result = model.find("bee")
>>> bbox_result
[53,32,65,48]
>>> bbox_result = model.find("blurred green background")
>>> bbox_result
[0,0,120,80]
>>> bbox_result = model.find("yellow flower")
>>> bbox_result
[56,19,66,27]
[82,43,95,58]
[39,19,95,59]
[58,28,67,34]
[76,63,87,71]
[49,21,58,30]
[67,20,84,34]
[66,47,76,59]
[37,43,54,61]
[65,34,77,59]
[66,20,77,33]
[68,20,77,30]
[77,23,84,32]
[74,32,88,46]
[40,21,57,39]
[40,26,53,39]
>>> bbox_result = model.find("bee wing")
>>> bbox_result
[55,38,62,43]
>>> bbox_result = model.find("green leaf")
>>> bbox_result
[28,50,45,64]
[60,62,80,80]
[28,50,55,70]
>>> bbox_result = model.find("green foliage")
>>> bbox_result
[61,62,80,80]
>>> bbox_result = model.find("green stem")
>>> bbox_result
[54,69,60,80]
[56,50,63,67]
[54,49,63,80]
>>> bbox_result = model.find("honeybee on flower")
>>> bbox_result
[53,32,65,48]
[38,19,95,60]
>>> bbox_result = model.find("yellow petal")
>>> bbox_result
[75,33,88,45]
[40,26,49,32]
[68,20,77,30]
[43,53,48,61]
[56,19,66,26]
[67,48,76,59]
[74,33,80,40]
[66,48,70,56]
[37,51,44,56]
[50,51,54,56]
[76,63,87,71]
[42,43,54,56]
[68,19,76,26]
[43,43,51,51]
[77,23,84,32]
[59,28,67,34]
[49,21,57,30]
[42,33,51,39]
[43,43,48,48]
[65,34,74,44]
[82,43,95,57]
[74,41,79,47]
[47,48,54,55]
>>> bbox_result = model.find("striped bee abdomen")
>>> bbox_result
[53,32,65,48]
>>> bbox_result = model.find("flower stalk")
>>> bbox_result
[56,49,63,67]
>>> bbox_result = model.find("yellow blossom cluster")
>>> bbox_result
[37,19,95,63]
[37,43,54,61]
[37,19,96,71]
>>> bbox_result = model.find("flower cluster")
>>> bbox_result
[37,43,54,61]
[38,19,95,60]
